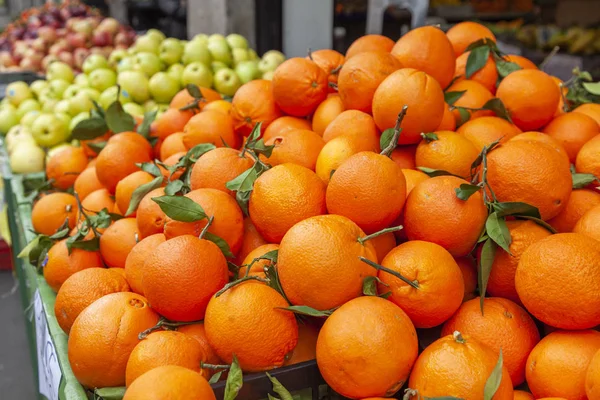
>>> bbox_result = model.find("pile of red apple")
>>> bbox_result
[0,1,136,73]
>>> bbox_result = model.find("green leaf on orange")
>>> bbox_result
[151,195,207,222]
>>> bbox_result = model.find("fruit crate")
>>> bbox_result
[8,173,327,400]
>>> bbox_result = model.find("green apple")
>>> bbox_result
[248,49,259,61]
[167,63,185,83]
[5,81,33,106]
[82,54,109,74]
[79,88,101,102]
[192,34,208,45]
[182,39,212,65]
[232,48,250,66]
[55,112,71,128]
[159,38,183,66]
[37,88,57,106]
[17,99,41,120]
[48,79,70,98]
[262,50,286,66]
[118,70,150,103]
[149,72,180,103]
[146,29,166,43]
[54,100,71,115]
[208,39,232,66]
[10,142,46,173]
[123,102,145,118]
[182,62,213,88]
[69,112,89,132]
[0,101,15,111]
[258,56,281,74]
[62,85,81,100]
[213,68,242,97]
[0,107,19,134]
[30,80,49,97]
[21,111,41,128]
[235,61,260,84]
[42,99,59,113]
[68,91,94,116]
[46,62,75,83]
[226,34,249,50]
[211,61,228,73]
[31,113,69,147]
[74,74,89,87]
[99,86,131,110]
[208,34,226,43]
[109,48,129,67]
[133,52,163,77]
[144,99,158,111]
[262,70,275,81]
[134,34,160,54]
[117,56,135,73]
[89,68,117,92]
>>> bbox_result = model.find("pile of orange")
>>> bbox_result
[27,21,600,400]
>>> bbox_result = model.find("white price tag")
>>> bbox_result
[34,290,62,400]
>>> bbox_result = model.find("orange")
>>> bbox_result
[114,171,155,216]
[509,131,569,163]
[277,214,377,310]
[372,68,445,144]
[486,140,572,220]
[261,129,325,171]
[203,99,232,114]
[326,152,407,233]
[586,348,600,400]
[322,110,379,143]
[189,147,254,196]
[73,167,104,201]
[54,268,129,334]
[107,131,153,158]
[446,21,497,57]
[486,220,552,304]
[543,112,600,162]
[516,233,600,330]
[309,49,345,91]
[456,256,477,302]
[81,132,111,158]
[124,233,166,295]
[408,332,514,400]
[263,116,312,141]
[496,69,560,131]
[158,132,186,161]
[551,76,568,117]
[369,232,396,262]
[526,330,600,400]
[99,217,141,269]
[312,94,344,137]
[576,134,600,177]
[513,391,535,400]
[392,26,456,88]
[31,192,77,235]
[46,146,88,190]
[249,163,327,243]
[125,330,209,386]
[230,79,282,136]
[135,187,166,238]
[123,365,215,400]
[315,134,380,183]
[404,176,487,257]
[454,52,498,94]
[163,189,244,255]
[153,108,194,140]
[272,57,328,117]
[204,282,298,372]
[441,297,540,386]
[447,79,494,123]
[177,323,223,365]
[415,130,479,179]
[345,34,395,59]
[182,109,240,149]
[80,188,115,218]
[391,145,417,169]
[238,243,279,277]
[158,151,186,181]
[68,292,159,388]
[437,103,457,131]
[573,103,600,126]
[574,204,600,242]
[402,168,429,194]
[548,189,600,233]
[317,296,418,399]
[338,51,402,114]
[143,235,228,321]
[284,323,319,366]
[95,141,151,194]
[380,240,464,328]
[457,116,521,151]
[169,87,221,109]
[505,54,538,70]
[43,239,104,293]
[234,217,268,265]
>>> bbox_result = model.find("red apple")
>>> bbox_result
[42,54,59,70]
[114,32,131,47]
[73,47,90,69]
[20,56,41,71]
[57,51,74,67]
[31,37,48,52]
[67,32,86,48]
[49,42,70,56]
[97,18,120,35]
[38,26,57,42]
[0,51,17,67]
[56,28,67,38]
[92,31,112,47]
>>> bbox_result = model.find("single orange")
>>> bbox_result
[123,365,215,400]
[457,116,521,151]
[261,129,325,171]
[543,112,600,162]
[315,134,380,183]
[345,34,395,59]
[390,145,417,169]
[312,94,344,137]
[234,217,268,266]
[446,21,497,57]
[322,110,379,143]
[415,130,479,179]
[263,116,312,141]
[309,49,345,91]
[548,189,600,233]
[135,187,166,238]
[158,132,186,161]
[182,109,240,149]
[114,171,155,216]
[31,192,77,235]
[574,204,600,242]
[73,167,104,201]
[576,134,600,177]
[447,79,494,123]
[99,217,141,269]
[573,103,600,126]
[169,87,221,109]
[177,323,223,366]
[230,79,282,136]
[238,243,279,278]
[189,147,254,196]
[43,239,104,292]
[46,146,88,190]
[124,233,166,295]
[153,108,194,140]
[454,51,498,93]
[95,141,151,194]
